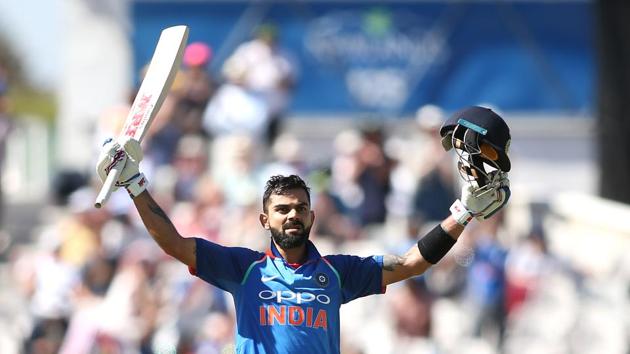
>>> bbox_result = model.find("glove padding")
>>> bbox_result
[96,137,148,197]
[461,171,510,220]
[450,172,510,225]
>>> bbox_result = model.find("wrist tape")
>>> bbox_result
[417,224,457,264]
[124,173,148,198]
[450,199,473,226]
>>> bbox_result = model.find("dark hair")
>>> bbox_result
[263,175,311,212]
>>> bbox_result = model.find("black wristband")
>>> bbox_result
[417,224,457,264]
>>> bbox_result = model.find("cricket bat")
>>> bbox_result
[95,25,189,208]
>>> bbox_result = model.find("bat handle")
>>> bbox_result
[94,165,123,208]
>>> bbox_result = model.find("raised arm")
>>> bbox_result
[96,137,196,268]
[382,176,510,287]
[382,217,462,286]
[132,191,196,267]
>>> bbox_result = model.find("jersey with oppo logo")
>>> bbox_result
[190,238,384,354]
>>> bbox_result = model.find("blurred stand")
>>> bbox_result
[57,0,130,170]
[3,1,629,354]
[0,65,13,253]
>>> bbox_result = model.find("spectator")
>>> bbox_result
[311,185,361,244]
[57,255,116,354]
[171,134,210,201]
[143,64,186,167]
[195,312,235,353]
[353,125,394,226]
[178,42,217,136]
[219,23,297,146]
[171,174,226,242]
[504,225,552,317]
[389,280,433,338]
[412,105,457,225]
[329,125,393,228]
[258,132,308,180]
[329,129,364,222]
[57,187,111,267]
[211,135,260,209]
[19,229,79,354]
[464,214,509,347]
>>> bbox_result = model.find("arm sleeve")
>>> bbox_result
[325,254,384,304]
[191,238,264,294]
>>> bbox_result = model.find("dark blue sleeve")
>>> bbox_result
[192,238,264,294]
[325,254,384,304]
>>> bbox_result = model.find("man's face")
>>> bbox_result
[260,188,314,249]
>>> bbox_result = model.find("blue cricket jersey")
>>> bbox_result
[190,238,385,354]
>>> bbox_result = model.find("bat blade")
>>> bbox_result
[95,25,189,208]
[120,25,189,142]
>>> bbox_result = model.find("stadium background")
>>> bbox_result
[0,1,628,354]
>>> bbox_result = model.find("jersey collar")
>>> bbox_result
[266,239,321,268]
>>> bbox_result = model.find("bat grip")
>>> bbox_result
[94,165,123,208]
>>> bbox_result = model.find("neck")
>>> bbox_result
[275,242,308,265]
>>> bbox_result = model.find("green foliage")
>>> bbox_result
[0,31,56,121]
[9,86,56,122]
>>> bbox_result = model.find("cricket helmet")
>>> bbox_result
[440,106,511,188]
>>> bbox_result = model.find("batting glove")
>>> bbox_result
[450,172,510,225]
[96,137,148,198]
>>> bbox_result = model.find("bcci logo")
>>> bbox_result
[316,273,329,288]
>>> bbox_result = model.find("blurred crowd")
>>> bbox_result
[0,63,13,255]
[0,25,628,354]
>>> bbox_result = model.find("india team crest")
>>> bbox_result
[316,273,329,287]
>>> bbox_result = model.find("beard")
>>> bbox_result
[270,221,312,249]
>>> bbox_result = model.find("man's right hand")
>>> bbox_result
[96,137,148,198]
[97,138,196,268]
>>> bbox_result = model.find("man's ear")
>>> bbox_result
[310,210,315,225]
[259,213,270,229]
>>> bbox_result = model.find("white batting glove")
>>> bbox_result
[96,137,148,198]
[450,172,510,225]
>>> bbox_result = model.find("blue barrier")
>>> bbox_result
[133,1,593,115]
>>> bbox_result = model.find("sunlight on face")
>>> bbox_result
[264,189,313,249]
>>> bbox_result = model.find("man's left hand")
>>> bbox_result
[461,172,510,220]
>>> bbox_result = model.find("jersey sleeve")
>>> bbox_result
[324,254,384,304]
[192,238,264,294]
